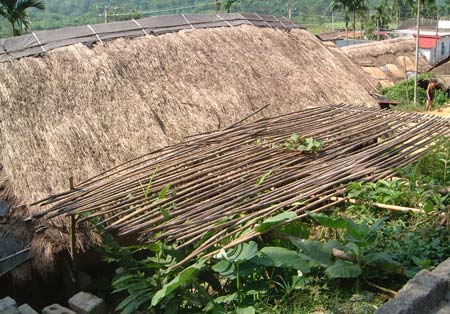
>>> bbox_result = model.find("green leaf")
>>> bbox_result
[160,206,172,221]
[325,260,362,278]
[255,170,272,187]
[294,240,334,266]
[214,242,258,263]
[144,167,158,198]
[236,306,256,314]
[213,293,237,304]
[276,221,310,239]
[290,133,300,143]
[251,247,310,272]
[211,260,235,278]
[255,211,296,232]
[308,212,348,229]
[151,260,205,306]
[158,184,172,201]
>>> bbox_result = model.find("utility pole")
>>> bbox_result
[104,4,109,24]
[414,0,421,107]
[332,12,334,31]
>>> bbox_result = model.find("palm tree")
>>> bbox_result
[349,0,368,39]
[223,0,239,13]
[330,0,352,39]
[0,0,45,37]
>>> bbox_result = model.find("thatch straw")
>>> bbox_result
[342,38,431,87]
[0,25,379,280]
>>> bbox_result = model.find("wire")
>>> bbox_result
[112,1,217,17]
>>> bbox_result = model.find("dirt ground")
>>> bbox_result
[430,105,450,118]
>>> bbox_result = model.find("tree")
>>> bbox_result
[0,0,45,36]
[350,0,368,40]
[223,0,239,13]
[330,0,352,39]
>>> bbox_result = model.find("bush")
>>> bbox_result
[380,76,448,111]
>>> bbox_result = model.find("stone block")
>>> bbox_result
[0,297,16,312]
[376,270,448,314]
[0,306,19,314]
[68,292,107,314]
[17,304,38,314]
[42,304,76,314]
[432,257,450,286]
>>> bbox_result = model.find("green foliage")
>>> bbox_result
[380,76,449,111]
[0,0,45,36]
[281,134,324,153]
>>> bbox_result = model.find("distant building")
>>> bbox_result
[389,20,450,65]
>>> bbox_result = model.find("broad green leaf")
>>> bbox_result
[294,240,333,266]
[251,247,310,273]
[364,252,403,274]
[346,220,370,244]
[211,260,235,278]
[214,242,258,263]
[236,306,256,314]
[151,260,205,306]
[325,260,361,278]
[308,212,348,229]
[213,293,237,304]
[255,170,272,186]
[255,211,296,232]
[276,221,310,239]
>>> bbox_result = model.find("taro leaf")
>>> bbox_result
[212,260,236,279]
[236,306,256,314]
[294,240,334,267]
[255,211,296,233]
[364,252,403,274]
[255,171,272,187]
[151,260,205,306]
[251,247,310,273]
[291,275,308,290]
[346,220,370,246]
[325,260,361,278]
[213,293,237,304]
[308,212,348,229]
[214,242,258,263]
[276,221,310,239]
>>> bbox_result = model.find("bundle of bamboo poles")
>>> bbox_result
[29,105,450,265]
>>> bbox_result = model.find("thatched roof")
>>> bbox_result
[431,57,450,88]
[342,38,431,88]
[0,24,378,280]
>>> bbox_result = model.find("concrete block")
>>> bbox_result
[432,257,450,286]
[41,304,76,314]
[0,306,19,314]
[68,292,107,314]
[0,297,16,312]
[17,304,38,314]
[377,270,448,314]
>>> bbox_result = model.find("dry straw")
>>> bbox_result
[342,38,431,87]
[0,25,379,279]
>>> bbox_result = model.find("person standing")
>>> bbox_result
[426,78,438,112]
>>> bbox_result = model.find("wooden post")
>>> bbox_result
[414,0,421,107]
[69,177,76,259]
